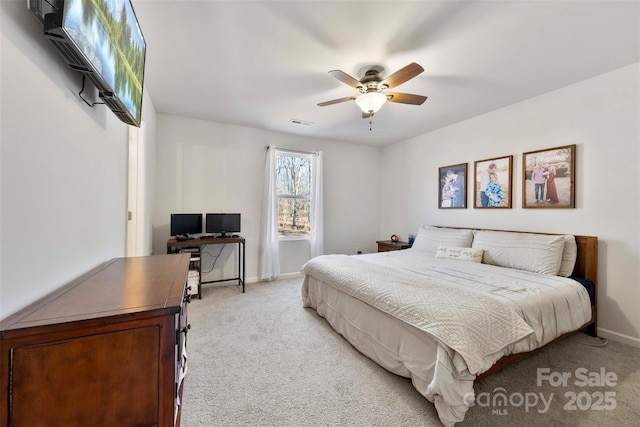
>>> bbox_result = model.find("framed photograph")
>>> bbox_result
[438,163,467,209]
[522,144,575,208]
[473,155,513,208]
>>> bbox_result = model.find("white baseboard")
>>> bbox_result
[245,272,303,284]
[278,272,304,280]
[597,328,640,348]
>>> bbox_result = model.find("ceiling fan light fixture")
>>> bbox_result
[355,92,387,114]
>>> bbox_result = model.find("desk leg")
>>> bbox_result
[242,241,245,293]
[237,241,245,293]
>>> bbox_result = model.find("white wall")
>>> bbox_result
[380,64,640,346]
[0,1,155,319]
[153,114,381,281]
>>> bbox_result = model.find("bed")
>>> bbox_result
[301,226,597,426]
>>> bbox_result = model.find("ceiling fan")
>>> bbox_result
[317,62,427,118]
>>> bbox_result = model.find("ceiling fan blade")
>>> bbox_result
[381,63,424,89]
[328,70,363,89]
[317,96,356,107]
[386,92,428,105]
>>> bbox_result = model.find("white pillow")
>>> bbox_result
[411,226,474,255]
[436,245,483,263]
[471,230,565,275]
[557,235,577,277]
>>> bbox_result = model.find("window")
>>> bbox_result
[276,152,312,237]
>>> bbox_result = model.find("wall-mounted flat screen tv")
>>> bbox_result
[43,0,146,127]
[206,213,241,237]
[170,214,203,237]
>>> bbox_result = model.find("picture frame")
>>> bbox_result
[473,155,513,208]
[438,163,467,209]
[522,144,575,208]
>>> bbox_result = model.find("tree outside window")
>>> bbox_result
[276,153,311,237]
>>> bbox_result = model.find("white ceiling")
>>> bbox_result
[132,0,640,146]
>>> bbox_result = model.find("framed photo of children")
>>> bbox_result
[438,163,467,209]
[473,155,513,208]
[522,144,576,208]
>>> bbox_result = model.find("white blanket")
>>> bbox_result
[303,254,534,375]
[357,250,592,354]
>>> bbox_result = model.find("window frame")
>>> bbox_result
[275,151,313,240]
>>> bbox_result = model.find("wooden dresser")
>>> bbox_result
[0,254,191,427]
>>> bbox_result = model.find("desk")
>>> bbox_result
[167,236,246,293]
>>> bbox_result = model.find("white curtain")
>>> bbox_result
[258,145,280,280]
[310,151,324,258]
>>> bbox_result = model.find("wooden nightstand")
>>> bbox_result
[376,240,412,252]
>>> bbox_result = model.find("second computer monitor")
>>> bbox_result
[206,213,241,237]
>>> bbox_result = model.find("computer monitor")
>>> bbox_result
[206,213,241,237]
[170,213,203,237]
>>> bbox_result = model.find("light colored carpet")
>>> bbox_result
[181,277,640,426]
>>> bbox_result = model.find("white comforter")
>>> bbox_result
[301,249,592,425]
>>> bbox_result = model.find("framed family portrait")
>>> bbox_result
[522,144,575,208]
[473,155,513,208]
[438,163,467,209]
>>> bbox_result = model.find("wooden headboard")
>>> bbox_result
[573,235,598,284]
[573,235,598,336]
